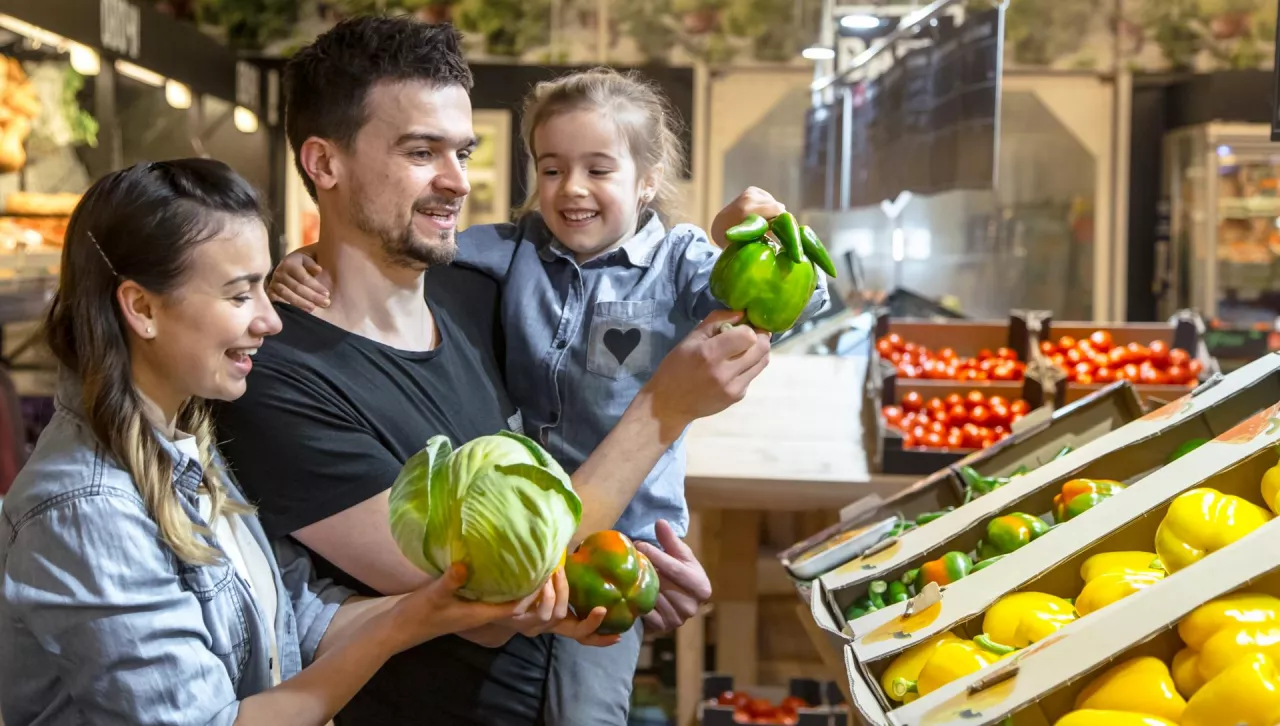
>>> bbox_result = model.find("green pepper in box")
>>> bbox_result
[916,551,973,590]
[1053,479,1126,523]
[984,513,1050,556]
[565,531,660,635]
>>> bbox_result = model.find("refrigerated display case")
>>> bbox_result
[1161,122,1280,327]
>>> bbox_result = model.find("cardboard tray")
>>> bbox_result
[816,353,1280,649]
[778,382,1144,582]
[830,357,1280,725]
[884,429,1280,725]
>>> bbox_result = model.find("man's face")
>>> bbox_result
[340,80,475,269]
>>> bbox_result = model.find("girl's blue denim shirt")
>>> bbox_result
[0,380,353,725]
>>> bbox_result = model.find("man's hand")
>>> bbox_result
[709,186,788,249]
[635,520,712,634]
[499,568,623,648]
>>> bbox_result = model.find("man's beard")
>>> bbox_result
[352,192,458,269]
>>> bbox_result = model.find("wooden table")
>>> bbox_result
[674,353,916,725]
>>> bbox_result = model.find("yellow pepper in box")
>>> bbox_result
[980,591,1077,650]
[1177,591,1280,650]
[888,637,1013,700]
[1154,488,1272,573]
[1074,569,1165,617]
[1171,647,1206,698]
[1071,656,1186,723]
[1261,449,1280,515]
[1197,625,1280,681]
[1079,551,1164,583]
[879,631,960,703]
[1054,711,1178,726]
[1181,654,1280,726]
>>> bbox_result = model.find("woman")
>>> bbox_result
[0,159,542,725]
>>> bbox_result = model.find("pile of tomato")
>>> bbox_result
[882,390,1029,451]
[875,333,1027,382]
[1041,330,1202,386]
[713,691,812,725]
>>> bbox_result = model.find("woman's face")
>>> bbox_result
[128,216,281,417]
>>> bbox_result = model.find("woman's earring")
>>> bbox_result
[145,326,153,336]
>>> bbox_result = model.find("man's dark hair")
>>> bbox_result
[284,16,474,199]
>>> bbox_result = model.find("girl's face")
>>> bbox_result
[534,108,654,262]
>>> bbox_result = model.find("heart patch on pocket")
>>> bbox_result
[603,328,642,364]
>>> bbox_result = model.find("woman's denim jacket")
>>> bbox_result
[0,382,353,725]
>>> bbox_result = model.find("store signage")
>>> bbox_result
[100,0,140,59]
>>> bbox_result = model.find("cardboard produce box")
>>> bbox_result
[830,358,1280,725]
[884,430,1280,725]
[778,382,1144,583]
[815,353,1280,646]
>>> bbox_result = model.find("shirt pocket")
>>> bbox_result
[586,300,657,381]
[178,561,252,685]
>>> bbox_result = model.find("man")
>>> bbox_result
[215,15,777,725]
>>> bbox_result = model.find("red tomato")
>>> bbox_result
[902,392,924,412]
[1066,348,1084,365]
[1188,359,1204,377]
[901,433,917,448]
[1051,353,1067,369]
[1039,340,1058,355]
[966,390,987,407]
[876,339,896,357]
[962,423,982,447]
[938,347,958,361]
[1126,342,1150,363]
[1148,340,1170,367]
[1168,348,1191,367]
[1010,400,1030,416]
[904,341,919,354]
[1166,364,1188,384]
[1057,336,1078,351]
[882,405,904,426]
[933,410,951,427]
[979,358,999,373]
[978,348,994,360]
[993,363,1017,381]
[970,405,991,426]
[886,333,903,347]
[993,425,1009,436]
[1078,340,1096,358]
[945,363,961,380]
[718,691,752,707]
[996,347,1018,361]
[1095,365,1115,382]
[911,424,928,441]
[985,396,1006,410]
[897,363,917,378]
[1122,363,1141,381]
[945,393,965,408]
[947,429,965,448]
[928,420,947,436]
[1077,372,1095,385]
[927,397,947,414]
[1107,347,1129,367]
[1089,330,1114,351]
[989,403,1011,426]
[925,431,946,448]
[981,436,997,449]
[889,351,903,365]
[1074,361,1095,378]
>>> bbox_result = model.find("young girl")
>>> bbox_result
[269,67,829,724]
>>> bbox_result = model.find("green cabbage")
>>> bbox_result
[388,430,582,602]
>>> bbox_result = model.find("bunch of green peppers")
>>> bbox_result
[959,445,1074,504]
[884,507,956,538]
[709,212,836,334]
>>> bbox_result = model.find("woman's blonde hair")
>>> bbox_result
[517,67,687,223]
[44,159,260,565]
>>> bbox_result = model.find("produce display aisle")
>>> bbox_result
[778,334,1280,725]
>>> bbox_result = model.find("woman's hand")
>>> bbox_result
[709,187,787,249]
[635,520,712,634]
[387,563,538,652]
[269,245,329,311]
[501,568,621,648]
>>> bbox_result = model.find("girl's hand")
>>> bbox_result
[710,187,787,249]
[500,568,620,647]
[269,245,331,311]
[389,563,539,652]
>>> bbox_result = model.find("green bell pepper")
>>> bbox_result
[916,551,973,590]
[1052,479,1126,523]
[915,508,955,526]
[1168,437,1209,463]
[565,530,661,635]
[709,236,818,333]
[984,512,1050,555]
[800,225,838,277]
[769,212,805,263]
[887,580,910,604]
[972,554,1005,572]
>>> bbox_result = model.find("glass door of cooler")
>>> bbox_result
[1162,122,1280,327]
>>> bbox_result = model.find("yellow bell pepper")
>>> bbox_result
[880,631,960,703]
[980,591,1078,650]
[1154,488,1272,573]
[1171,647,1206,698]
[889,637,1012,700]
[1079,551,1164,583]
[1197,625,1280,682]
[1177,591,1280,650]
[1054,711,1178,726]
[1074,569,1165,617]
[1181,654,1280,726]
[1261,451,1280,516]
[1071,656,1186,723]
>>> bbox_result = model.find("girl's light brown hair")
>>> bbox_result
[517,67,686,223]
[44,159,260,565]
